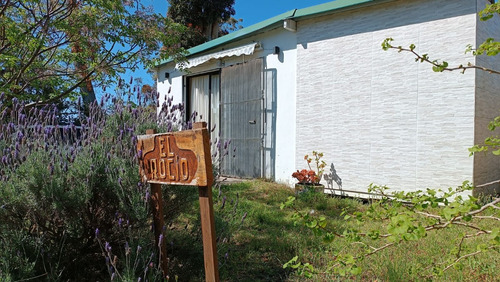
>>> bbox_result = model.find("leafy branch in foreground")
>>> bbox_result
[381,2,500,75]
[469,115,500,156]
[281,182,500,278]
[381,38,500,75]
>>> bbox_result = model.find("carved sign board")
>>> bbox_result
[137,124,213,187]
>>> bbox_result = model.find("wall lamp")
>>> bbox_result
[283,19,296,32]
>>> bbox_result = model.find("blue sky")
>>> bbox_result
[129,0,331,87]
[147,0,331,26]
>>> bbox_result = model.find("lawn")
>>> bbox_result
[162,179,500,281]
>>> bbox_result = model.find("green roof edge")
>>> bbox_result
[294,0,375,18]
[155,0,378,67]
[155,10,295,67]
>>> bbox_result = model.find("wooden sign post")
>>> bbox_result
[137,122,219,281]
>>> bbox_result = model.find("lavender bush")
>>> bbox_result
[0,82,188,280]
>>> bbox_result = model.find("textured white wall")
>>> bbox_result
[473,0,500,195]
[157,69,183,109]
[262,29,297,185]
[296,0,477,193]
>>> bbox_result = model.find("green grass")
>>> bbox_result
[162,180,500,281]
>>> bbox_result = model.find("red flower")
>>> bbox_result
[292,169,317,184]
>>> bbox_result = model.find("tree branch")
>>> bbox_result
[442,246,499,273]
[473,215,500,221]
[386,44,500,76]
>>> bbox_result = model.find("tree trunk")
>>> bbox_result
[68,0,96,110]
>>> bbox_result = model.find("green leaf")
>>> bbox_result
[350,266,362,275]
[368,230,380,240]
[306,220,318,228]
[318,220,327,228]
[489,228,500,245]
[462,214,472,222]
[381,38,394,51]
[283,256,298,269]
[323,232,335,243]
[442,207,456,220]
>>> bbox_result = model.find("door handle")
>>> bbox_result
[248,120,256,124]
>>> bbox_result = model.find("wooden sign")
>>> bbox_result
[137,123,213,187]
[137,123,219,282]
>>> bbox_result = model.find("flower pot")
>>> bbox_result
[294,183,325,194]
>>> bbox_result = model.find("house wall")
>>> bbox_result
[296,0,477,193]
[156,27,298,184]
[473,0,500,196]
[157,69,184,107]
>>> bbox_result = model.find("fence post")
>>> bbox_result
[193,122,219,282]
[145,128,169,278]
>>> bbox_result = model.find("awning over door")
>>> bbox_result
[179,42,258,68]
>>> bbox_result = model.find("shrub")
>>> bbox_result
[0,87,187,280]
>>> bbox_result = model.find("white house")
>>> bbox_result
[155,0,500,197]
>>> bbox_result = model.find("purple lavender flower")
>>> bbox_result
[18,114,26,124]
[105,242,111,252]
[221,196,226,209]
[158,234,163,247]
[95,228,100,238]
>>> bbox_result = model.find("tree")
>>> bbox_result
[167,0,238,48]
[0,0,184,108]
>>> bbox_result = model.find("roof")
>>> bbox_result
[156,0,385,67]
